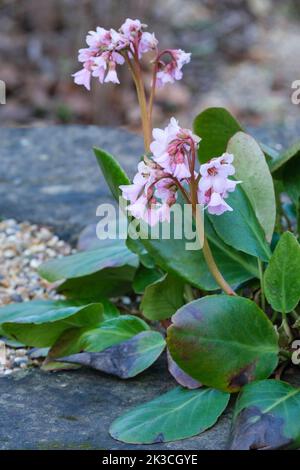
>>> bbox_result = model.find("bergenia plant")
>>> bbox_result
[1,18,300,450]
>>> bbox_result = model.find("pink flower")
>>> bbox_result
[120,157,178,227]
[120,161,155,204]
[120,19,144,39]
[72,66,92,90]
[150,118,200,180]
[138,32,158,57]
[120,19,158,58]
[197,153,240,216]
[104,63,120,84]
[156,49,191,88]
[206,192,233,216]
[86,27,112,48]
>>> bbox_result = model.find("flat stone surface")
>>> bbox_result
[0,126,143,243]
[0,360,233,450]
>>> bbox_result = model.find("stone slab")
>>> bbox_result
[0,359,233,450]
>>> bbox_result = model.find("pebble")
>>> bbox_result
[0,219,73,377]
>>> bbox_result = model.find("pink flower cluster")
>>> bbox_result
[120,119,240,226]
[73,19,157,90]
[73,18,191,91]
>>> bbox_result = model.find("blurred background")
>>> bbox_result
[0,0,299,132]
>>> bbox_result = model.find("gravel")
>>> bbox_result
[0,218,74,376]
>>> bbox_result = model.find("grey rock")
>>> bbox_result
[0,126,143,243]
[0,359,232,450]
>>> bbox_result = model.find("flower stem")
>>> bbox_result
[125,53,151,152]
[148,61,158,127]
[192,204,236,296]
[190,167,236,296]
[202,235,236,296]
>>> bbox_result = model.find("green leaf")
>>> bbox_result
[230,380,300,450]
[208,185,271,261]
[100,299,120,321]
[38,239,138,299]
[126,229,156,269]
[0,301,103,347]
[132,265,162,294]
[80,315,150,352]
[58,330,166,378]
[227,132,276,242]
[141,274,185,321]
[93,147,130,201]
[193,107,242,163]
[46,314,149,362]
[110,386,230,444]
[167,295,279,392]
[282,155,300,209]
[139,208,258,292]
[270,141,300,177]
[264,232,300,313]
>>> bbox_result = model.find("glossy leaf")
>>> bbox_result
[38,239,138,299]
[264,232,300,313]
[79,315,150,352]
[0,301,103,347]
[140,209,258,292]
[46,315,149,365]
[141,274,185,321]
[167,295,279,392]
[58,330,165,378]
[110,386,230,444]
[230,380,300,450]
[193,107,242,163]
[93,147,130,201]
[227,132,276,242]
[209,185,271,261]
[39,238,138,282]
[132,265,162,294]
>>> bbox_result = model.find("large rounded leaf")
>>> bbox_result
[227,132,276,242]
[110,386,229,444]
[193,107,242,163]
[230,380,300,450]
[264,232,300,314]
[209,185,271,261]
[167,295,279,392]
